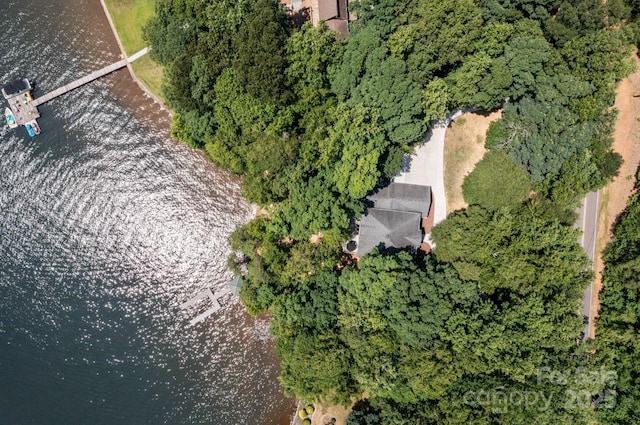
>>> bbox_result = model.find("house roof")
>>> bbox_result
[326,19,349,39]
[318,0,340,20]
[356,208,422,257]
[369,182,432,216]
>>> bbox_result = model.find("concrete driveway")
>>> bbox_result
[394,111,463,240]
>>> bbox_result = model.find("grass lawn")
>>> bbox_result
[132,56,163,100]
[103,0,165,103]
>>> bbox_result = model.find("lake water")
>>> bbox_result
[0,1,294,423]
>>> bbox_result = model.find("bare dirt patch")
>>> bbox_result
[254,205,271,219]
[592,54,640,338]
[311,402,351,425]
[444,111,502,213]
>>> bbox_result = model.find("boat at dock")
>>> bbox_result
[26,119,40,136]
[25,122,35,137]
[5,107,17,128]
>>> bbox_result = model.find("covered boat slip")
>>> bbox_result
[2,78,31,99]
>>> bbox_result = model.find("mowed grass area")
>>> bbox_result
[103,0,165,103]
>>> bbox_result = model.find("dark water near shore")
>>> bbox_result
[0,1,294,424]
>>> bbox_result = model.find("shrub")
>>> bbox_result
[306,405,315,415]
[299,409,308,419]
[462,150,532,210]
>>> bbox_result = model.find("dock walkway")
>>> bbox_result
[180,287,231,326]
[32,47,149,107]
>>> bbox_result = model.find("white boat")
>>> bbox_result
[5,107,17,128]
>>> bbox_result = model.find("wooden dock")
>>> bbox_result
[7,93,39,125]
[32,47,149,107]
[180,287,231,326]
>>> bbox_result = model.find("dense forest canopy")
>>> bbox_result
[144,0,640,423]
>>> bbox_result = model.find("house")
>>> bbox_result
[280,0,351,38]
[314,0,350,38]
[353,183,433,257]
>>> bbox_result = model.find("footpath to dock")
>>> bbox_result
[33,47,149,107]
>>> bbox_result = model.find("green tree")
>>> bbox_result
[494,98,596,182]
[462,150,533,210]
[231,0,292,105]
[391,0,483,81]
[431,205,590,295]
[596,174,640,424]
[421,78,451,123]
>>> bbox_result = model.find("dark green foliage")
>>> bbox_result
[331,25,426,147]
[462,150,532,210]
[493,98,596,182]
[269,171,360,240]
[232,0,291,105]
[346,400,381,425]
[543,0,608,47]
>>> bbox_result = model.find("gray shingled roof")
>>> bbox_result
[356,208,422,257]
[2,79,31,99]
[369,183,432,216]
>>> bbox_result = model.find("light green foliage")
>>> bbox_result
[349,0,411,36]
[241,134,299,205]
[562,30,635,90]
[421,78,450,123]
[269,171,360,240]
[474,22,515,56]
[446,53,512,110]
[462,150,532,210]
[286,23,343,102]
[548,149,604,206]
[596,174,640,424]
[393,0,483,81]
[327,104,386,199]
[431,205,590,295]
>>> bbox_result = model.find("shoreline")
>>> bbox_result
[98,0,170,114]
[97,4,296,424]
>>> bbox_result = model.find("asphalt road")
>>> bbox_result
[576,191,599,339]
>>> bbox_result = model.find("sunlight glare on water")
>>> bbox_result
[0,1,294,424]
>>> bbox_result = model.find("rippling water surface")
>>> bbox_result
[0,1,293,423]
